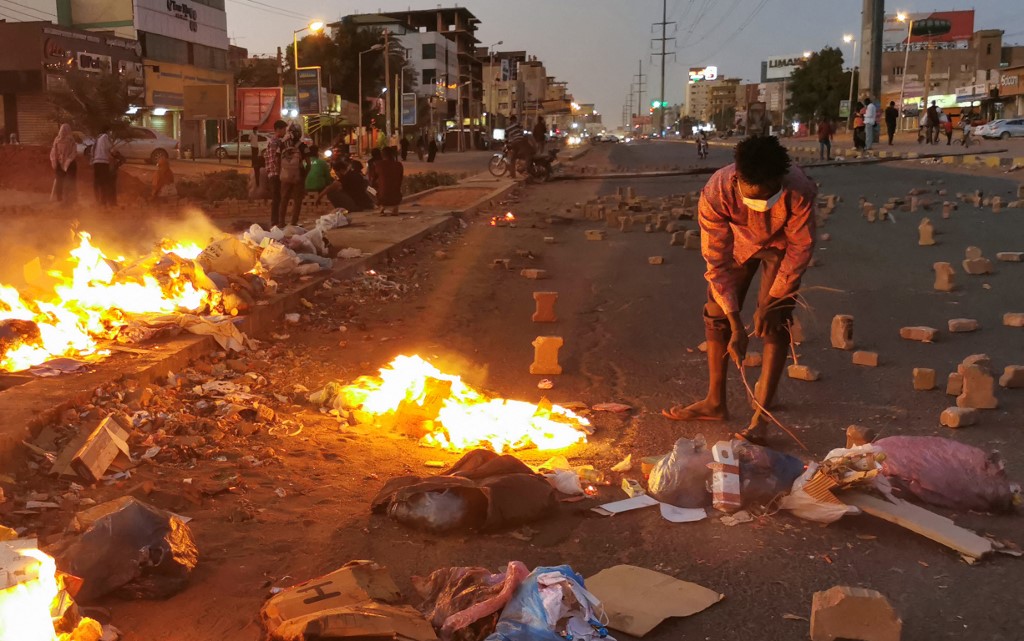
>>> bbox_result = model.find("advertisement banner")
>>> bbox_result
[237,87,283,131]
[401,92,417,126]
[184,84,229,120]
[501,58,510,81]
[763,55,804,81]
[688,66,718,84]
[882,10,973,53]
[132,0,229,51]
[297,67,322,115]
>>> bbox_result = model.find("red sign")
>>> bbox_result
[883,10,974,52]
[236,87,283,131]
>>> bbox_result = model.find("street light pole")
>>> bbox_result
[844,34,858,127]
[292,20,324,119]
[358,44,384,156]
[897,13,913,131]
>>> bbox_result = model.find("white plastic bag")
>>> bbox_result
[258,240,300,276]
[648,435,713,508]
[196,236,260,276]
[316,210,350,231]
[779,463,860,524]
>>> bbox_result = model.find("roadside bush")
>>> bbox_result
[402,171,460,196]
[176,170,249,202]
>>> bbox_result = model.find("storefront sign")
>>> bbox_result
[763,55,804,81]
[44,38,71,60]
[237,87,283,130]
[882,9,974,53]
[999,71,1022,96]
[77,52,112,73]
[401,92,417,126]
[133,0,228,51]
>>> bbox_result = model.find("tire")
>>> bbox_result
[488,154,508,177]
[215,147,228,159]
[1000,131,1010,140]
[150,148,169,164]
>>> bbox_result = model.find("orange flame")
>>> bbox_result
[0,549,59,641]
[341,355,588,453]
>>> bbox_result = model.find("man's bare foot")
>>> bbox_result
[662,398,728,421]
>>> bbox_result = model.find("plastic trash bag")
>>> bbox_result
[485,566,612,641]
[295,253,333,269]
[876,436,1020,512]
[196,236,259,276]
[287,234,317,256]
[734,440,805,506]
[778,463,860,524]
[413,561,530,641]
[317,210,350,231]
[648,435,713,508]
[259,240,301,276]
[57,498,198,603]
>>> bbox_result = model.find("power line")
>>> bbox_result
[241,0,308,19]
[702,0,770,62]
[677,0,743,50]
[1,0,53,18]
[225,0,307,21]
[0,9,21,21]
[0,0,48,21]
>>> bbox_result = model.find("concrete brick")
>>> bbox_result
[917,218,935,246]
[913,368,937,391]
[520,269,548,280]
[648,256,664,265]
[996,252,1023,262]
[962,258,993,275]
[940,406,978,428]
[683,230,701,250]
[942,202,955,219]
[787,364,820,381]
[964,245,983,260]
[899,326,939,342]
[852,351,879,367]
[830,315,855,350]
[670,231,686,246]
[532,292,558,323]
[1004,313,1024,327]
[742,351,762,367]
[992,196,1003,213]
[810,585,901,641]
[644,223,656,233]
[933,262,955,292]
[956,364,998,410]
[665,221,686,233]
[947,318,979,333]
[543,236,556,244]
[618,216,633,232]
[492,258,512,270]
[585,230,607,241]
[999,365,1024,389]
[529,336,563,375]
[946,372,963,396]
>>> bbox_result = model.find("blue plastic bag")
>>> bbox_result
[485,565,611,641]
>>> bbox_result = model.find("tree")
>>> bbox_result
[786,47,854,124]
[49,73,133,138]
[235,57,280,88]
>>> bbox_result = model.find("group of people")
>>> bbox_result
[848,97,899,151]
[503,114,548,178]
[259,119,406,228]
[398,132,440,162]
[919,100,973,147]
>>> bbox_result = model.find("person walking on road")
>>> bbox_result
[427,136,438,163]
[960,113,973,148]
[884,101,899,145]
[662,136,817,446]
[852,102,865,151]
[50,123,78,203]
[925,101,940,145]
[862,98,877,151]
[91,127,114,207]
[264,119,288,227]
[816,115,833,161]
[277,123,308,226]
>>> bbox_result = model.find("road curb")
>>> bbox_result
[0,213,462,464]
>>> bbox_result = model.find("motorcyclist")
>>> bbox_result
[505,115,532,178]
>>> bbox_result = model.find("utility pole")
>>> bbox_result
[651,0,676,135]
[383,29,391,142]
[633,60,647,135]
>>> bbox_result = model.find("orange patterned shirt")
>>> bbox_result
[697,163,817,314]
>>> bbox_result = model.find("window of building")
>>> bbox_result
[892,66,903,76]
[961,64,969,72]
[191,43,227,70]
[192,0,225,9]
[422,43,436,60]
[422,68,436,85]
[141,33,188,65]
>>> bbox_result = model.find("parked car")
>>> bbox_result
[976,118,1024,139]
[113,127,179,163]
[210,132,271,159]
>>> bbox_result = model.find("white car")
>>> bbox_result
[113,127,179,163]
[976,119,1024,140]
[210,132,271,159]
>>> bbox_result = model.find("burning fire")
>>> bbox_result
[490,212,517,226]
[0,232,214,372]
[341,355,589,453]
[0,549,59,641]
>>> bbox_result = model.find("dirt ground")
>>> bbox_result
[3,143,1023,641]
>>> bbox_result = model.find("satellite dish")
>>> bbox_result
[911,19,952,37]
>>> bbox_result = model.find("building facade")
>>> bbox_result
[0,20,143,145]
[999,65,1024,117]
[57,0,233,157]
[686,75,740,125]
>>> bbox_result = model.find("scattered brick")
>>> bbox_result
[947,318,979,333]
[962,258,993,275]
[529,336,563,375]
[933,262,955,292]
[899,326,939,342]
[946,372,963,396]
[585,229,607,241]
[913,368,937,391]
[1004,312,1024,327]
[648,256,664,265]
[999,365,1024,389]
[787,364,820,381]
[830,315,855,350]
[742,351,762,367]
[957,363,998,410]
[852,351,879,367]
[940,406,978,428]
[918,218,936,246]
[670,231,686,246]
[520,269,548,280]
[683,230,701,250]
[532,292,558,323]
[996,252,1023,262]
[846,425,877,447]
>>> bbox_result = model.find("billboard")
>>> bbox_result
[688,66,718,84]
[762,55,805,81]
[401,92,417,126]
[184,84,229,120]
[882,10,974,53]
[237,87,283,131]
[297,67,322,115]
[132,0,229,51]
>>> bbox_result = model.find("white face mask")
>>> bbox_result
[742,189,782,212]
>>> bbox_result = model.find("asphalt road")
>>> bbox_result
[101,140,1023,641]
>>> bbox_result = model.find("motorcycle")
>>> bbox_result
[527,148,558,182]
[488,143,513,177]
[696,138,709,160]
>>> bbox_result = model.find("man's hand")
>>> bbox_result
[728,331,748,367]
[754,297,784,338]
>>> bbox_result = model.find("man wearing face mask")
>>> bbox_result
[663,136,816,445]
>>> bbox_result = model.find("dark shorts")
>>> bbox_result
[704,248,798,345]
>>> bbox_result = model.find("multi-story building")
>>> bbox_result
[685,68,740,127]
[0,20,143,145]
[56,0,234,157]
[477,48,526,131]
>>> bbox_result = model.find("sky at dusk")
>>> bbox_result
[11,0,1024,127]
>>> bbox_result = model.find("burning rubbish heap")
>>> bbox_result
[310,354,593,453]
[0,214,344,374]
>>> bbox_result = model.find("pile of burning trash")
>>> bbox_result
[0,213,346,374]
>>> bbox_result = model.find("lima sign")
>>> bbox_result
[762,55,804,81]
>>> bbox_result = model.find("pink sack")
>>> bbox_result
[413,560,530,641]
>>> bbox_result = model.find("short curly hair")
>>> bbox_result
[734,136,791,186]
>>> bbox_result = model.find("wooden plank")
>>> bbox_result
[843,492,993,559]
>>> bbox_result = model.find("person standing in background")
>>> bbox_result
[816,115,833,161]
[862,98,877,151]
[376,146,404,216]
[884,101,899,145]
[91,127,113,206]
[50,123,78,203]
[263,119,288,227]
[250,128,264,187]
